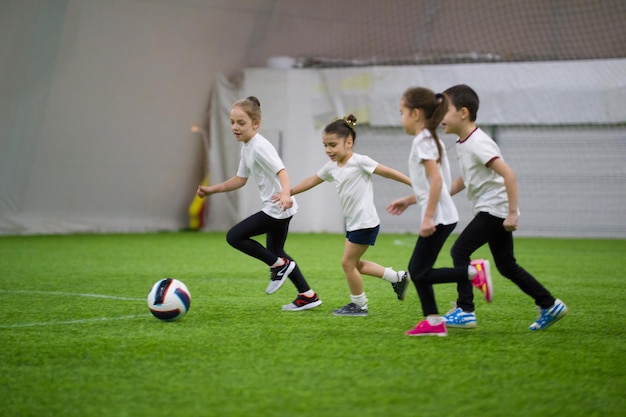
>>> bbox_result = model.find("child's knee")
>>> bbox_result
[450,245,470,266]
[225,228,239,248]
[494,261,521,279]
[341,258,358,273]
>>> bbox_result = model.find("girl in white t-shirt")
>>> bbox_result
[285,115,412,317]
[197,96,321,312]
[387,87,492,337]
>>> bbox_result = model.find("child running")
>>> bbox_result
[283,115,412,317]
[441,84,568,330]
[196,96,322,311]
[387,87,492,336]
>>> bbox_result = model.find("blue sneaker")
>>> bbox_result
[529,299,568,330]
[442,305,477,329]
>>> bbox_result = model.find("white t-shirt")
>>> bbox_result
[317,153,380,232]
[455,127,511,218]
[236,133,297,219]
[408,129,459,226]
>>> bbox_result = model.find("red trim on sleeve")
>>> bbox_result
[485,156,500,167]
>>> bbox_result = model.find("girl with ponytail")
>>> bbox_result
[387,87,493,336]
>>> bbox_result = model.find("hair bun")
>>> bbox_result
[247,96,261,107]
[343,114,357,128]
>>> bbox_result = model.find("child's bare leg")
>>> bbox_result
[358,260,384,278]
[342,240,370,295]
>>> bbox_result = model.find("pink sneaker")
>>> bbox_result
[405,319,448,337]
[471,259,493,303]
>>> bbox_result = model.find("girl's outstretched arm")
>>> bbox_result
[271,174,323,205]
[290,174,324,196]
[387,194,416,215]
[197,176,247,197]
[373,164,412,187]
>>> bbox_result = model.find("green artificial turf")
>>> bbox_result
[0,232,624,417]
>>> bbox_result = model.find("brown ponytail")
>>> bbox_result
[401,87,447,163]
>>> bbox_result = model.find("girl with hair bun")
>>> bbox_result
[283,114,413,317]
[197,96,322,311]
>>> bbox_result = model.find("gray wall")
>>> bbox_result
[0,0,252,233]
[208,65,625,239]
[1,0,624,236]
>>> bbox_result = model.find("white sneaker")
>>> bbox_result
[266,259,295,294]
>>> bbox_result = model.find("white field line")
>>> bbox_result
[0,289,150,328]
[0,315,150,329]
[0,289,144,301]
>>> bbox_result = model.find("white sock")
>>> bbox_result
[382,267,400,283]
[468,265,477,279]
[271,257,285,268]
[350,292,368,307]
[301,289,314,297]
[427,316,444,325]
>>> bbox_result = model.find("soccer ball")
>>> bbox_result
[147,278,191,321]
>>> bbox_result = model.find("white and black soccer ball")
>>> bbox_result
[147,278,191,321]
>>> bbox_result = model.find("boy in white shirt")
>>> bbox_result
[441,84,568,331]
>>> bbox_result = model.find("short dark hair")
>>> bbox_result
[443,84,479,121]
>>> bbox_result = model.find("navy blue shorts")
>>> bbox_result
[346,225,380,246]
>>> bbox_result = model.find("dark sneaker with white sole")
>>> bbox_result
[281,293,322,311]
[266,258,296,294]
[332,302,368,317]
[392,271,409,301]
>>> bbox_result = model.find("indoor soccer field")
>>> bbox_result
[1,232,624,417]
[2,1,625,417]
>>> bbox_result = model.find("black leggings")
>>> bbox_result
[451,211,555,311]
[226,211,311,293]
[409,223,468,316]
